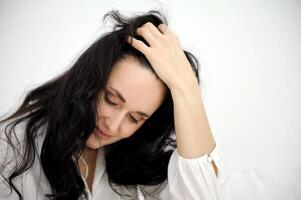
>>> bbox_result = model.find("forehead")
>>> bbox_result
[106,56,166,115]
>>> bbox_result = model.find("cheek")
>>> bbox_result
[97,95,112,117]
[119,122,144,139]
[119,127,136,138]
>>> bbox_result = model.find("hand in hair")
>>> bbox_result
[126,22,217,165]
[126,22,198,91]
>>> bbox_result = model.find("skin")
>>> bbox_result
[86,55,166,149]
[127,22,216,159]
[80,22,217,192]
[81,55,166,191]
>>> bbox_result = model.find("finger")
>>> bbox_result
[126,36,150,55]
[142,22,163,38]
[136,26,157,46]
[158,23,171,35]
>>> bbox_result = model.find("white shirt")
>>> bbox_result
[0,121,226,200]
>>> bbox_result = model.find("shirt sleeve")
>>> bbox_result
[160,144,227,200]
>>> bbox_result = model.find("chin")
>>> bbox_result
[85,132,101,149]
[86,130,125,149]
[86,140,100,149]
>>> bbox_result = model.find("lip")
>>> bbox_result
[95,126,113,139]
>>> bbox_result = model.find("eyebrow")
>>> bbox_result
[107,86,150,118]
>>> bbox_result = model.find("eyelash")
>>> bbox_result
[104,93,117,106]
[104,93,139,124]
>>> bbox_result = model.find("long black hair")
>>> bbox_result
[0,10,200,200]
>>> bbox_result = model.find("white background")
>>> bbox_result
[0,0,300,199]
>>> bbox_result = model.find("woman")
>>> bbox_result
[0,10,223,200]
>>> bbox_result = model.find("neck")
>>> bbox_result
[79,147,99,191]
[81,147,98,163]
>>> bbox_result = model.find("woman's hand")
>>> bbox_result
[127,22,216,160]
[126,22,198,91]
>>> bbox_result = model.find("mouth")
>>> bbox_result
[95,126,113,139]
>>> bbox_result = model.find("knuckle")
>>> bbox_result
[158,23,164,28]
[136,40,144,45]
[136,27,142,33]
[137,40,147,49]
[137,27,147,34]
[145,22,153,28]
[159,23,166,30]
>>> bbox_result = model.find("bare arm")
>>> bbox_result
[126,22,218,176]
[170,81,216,159]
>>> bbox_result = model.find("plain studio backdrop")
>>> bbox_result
[0,0,300,199]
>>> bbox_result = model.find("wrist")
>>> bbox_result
[170,77,200,99]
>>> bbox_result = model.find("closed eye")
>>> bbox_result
[104,92,139,124]
[104,93,117,106]
[129,114,138,124]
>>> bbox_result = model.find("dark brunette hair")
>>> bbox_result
[0,10,200,200]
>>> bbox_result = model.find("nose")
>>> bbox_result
[103,112,124,134]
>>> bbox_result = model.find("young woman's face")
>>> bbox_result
[86,55,166,149]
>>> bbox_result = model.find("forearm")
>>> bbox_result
[170,79,216,159]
